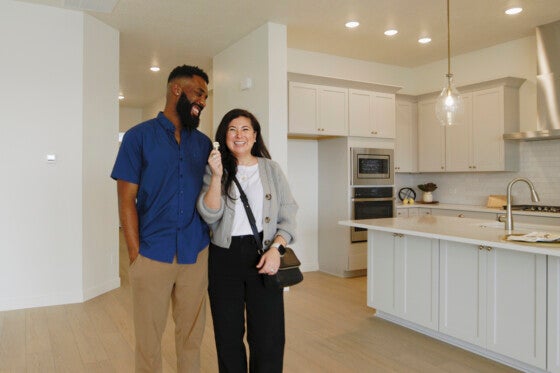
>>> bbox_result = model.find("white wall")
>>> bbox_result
[213,23,288,170]
[0,1,119,311]
[82,14,120,300]
[120,107,142,132]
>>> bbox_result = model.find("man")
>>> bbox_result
[111,65,211,373]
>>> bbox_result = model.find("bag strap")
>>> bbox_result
[232,176,264,253]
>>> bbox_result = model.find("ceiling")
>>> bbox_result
[19,0,560,108]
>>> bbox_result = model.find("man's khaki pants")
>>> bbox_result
[129,248,208,373]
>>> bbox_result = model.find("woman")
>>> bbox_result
[197,108,298,373]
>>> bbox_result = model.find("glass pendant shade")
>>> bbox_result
[435,73,463,126]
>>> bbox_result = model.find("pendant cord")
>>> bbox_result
[447,0,451,76]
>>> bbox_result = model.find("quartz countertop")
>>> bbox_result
[339,215,560,257]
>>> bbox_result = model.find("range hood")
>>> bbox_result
[504,20,560,141]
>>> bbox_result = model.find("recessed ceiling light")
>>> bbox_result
[118,94,124,100]
[150,66,160,72]
[345,21,360,29]
[384,29,398,36]
[418,37,432,44]
[505,7,523,15]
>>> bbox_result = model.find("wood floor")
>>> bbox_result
[0,233,520,372]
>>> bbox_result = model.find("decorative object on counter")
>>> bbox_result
[418,182,438,203]
[486,195,507,208]
[398,187,416,202]
[435,0,463,126]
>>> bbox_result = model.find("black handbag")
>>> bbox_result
[233,176,303,289]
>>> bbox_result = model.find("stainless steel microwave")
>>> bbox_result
[350,147,394,186]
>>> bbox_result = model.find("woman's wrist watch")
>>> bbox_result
[270,242,286,257]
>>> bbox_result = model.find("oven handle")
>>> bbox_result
[352,197,394,202]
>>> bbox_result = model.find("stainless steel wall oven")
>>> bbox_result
[351,186,394,243]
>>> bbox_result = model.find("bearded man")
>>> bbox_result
[111,65,211,373]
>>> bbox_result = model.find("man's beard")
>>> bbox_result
[176,92,201,130]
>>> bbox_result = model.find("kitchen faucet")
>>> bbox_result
[505,177,540,232]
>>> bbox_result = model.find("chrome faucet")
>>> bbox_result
[505,177,540,232]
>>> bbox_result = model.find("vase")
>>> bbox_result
[422,191,433,203]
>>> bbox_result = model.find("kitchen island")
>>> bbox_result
[340,215,560,373]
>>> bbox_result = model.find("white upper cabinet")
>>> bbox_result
[394,97,418,173]
[418,98,446,172]
[348,89,396,138]
[288,82,348,136]
[419,77,524,172]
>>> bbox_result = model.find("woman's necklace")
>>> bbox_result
[237,164,259,182]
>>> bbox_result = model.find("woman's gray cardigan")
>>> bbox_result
[197,157,298,250]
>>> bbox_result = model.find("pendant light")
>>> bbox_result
[435,0,463,126]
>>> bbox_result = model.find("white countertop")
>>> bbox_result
[397,202,560,218]
[339,215,560,257]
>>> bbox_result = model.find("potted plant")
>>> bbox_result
[417,182,438,203]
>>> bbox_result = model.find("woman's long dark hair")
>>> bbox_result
[215,109,271,200]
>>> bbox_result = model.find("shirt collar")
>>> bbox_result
[157,112,177,133]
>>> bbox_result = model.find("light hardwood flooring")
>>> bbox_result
[0,232,520,372]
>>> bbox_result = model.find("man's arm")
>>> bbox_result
[117,180,140,264]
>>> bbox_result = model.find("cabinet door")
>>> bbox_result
[349,89,396,138]
[418,99,445,172]
[395,100,417,172]
[318,86,348,135]
[372,92,396,138]
[445,93,472,172]
[472,88,504,171]
[348,89,372,137]
[398,235,439,330]
[288,82,318,135]
[368,231,397,313]
[486,248,546,369]
[439,241,486,346]
[548,257,560,373]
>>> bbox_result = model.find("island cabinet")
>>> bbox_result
[348,89,396,139]
[440,241,546,369]
[368,231,439,330]
[288,81,348,136]
[417,77,524,173]
[548,257,560,373]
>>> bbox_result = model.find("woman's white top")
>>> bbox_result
[231,164,264,236]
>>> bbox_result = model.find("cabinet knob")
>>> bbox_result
[441,166,445,170]
[478,245,484,250]
[458,214,465,218]
[485,246,492,251]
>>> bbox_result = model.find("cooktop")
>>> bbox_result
[503,205,560,213]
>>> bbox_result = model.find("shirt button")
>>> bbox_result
[264,240,271,246]
[264,217,270,223]
[180,210,184,214]
[180,190,184,195]
[265,193,272,200]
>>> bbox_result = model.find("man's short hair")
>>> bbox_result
[167,65,209,84]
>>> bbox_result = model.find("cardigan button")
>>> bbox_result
[265,193,272,200]
[264,217,270,223]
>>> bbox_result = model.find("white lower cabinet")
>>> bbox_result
[548,257,560,373]
[369,233,548,371]
[439,241,547,369]
[368,231,439,329]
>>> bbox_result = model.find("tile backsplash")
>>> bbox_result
[396,141,560,206]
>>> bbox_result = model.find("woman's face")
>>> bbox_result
[225,116,257,159]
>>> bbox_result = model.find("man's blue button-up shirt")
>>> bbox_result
[111,112,211,264]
